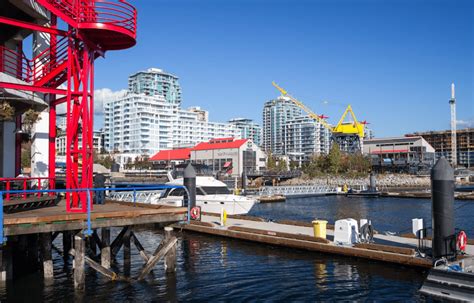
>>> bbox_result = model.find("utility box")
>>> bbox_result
[334,219,359,245]
[412,218,424,238]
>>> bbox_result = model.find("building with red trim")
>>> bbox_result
[363,136,435,173]
[150,138,266,176]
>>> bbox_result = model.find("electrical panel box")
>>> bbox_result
[334,219,359,245]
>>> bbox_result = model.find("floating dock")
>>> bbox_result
[177,215,473,269]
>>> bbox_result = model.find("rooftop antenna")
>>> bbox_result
[449,83,457,167]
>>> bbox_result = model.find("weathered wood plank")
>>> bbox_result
[4,213,186,236]
[70,249,128,281]
[354,243,415,256]
[111,226,129,257]
[137,237,177,281]
[40,232,54,279]
[101,228,111,269]
[74,234,85,290]
[227,226,331,244]
[131,232,150,262]
[164,227,176,273]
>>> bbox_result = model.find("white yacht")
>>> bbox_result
[152,176,256,215]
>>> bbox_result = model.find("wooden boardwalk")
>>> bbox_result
[178,215,473,269]
[3,200,187,236]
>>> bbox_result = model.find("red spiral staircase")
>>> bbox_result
[0,0,137,212]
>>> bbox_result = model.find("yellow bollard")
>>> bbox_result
[220,208,228,226]
[312,220,328,239]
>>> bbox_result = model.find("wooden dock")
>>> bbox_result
[177,215,473,269]
[0,200,187,290]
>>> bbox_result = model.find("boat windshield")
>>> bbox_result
[200,186,230,195]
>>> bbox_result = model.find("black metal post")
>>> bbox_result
[184,163,196,208]
[431,157,455,259]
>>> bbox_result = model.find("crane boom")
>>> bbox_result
[271,81,333,130]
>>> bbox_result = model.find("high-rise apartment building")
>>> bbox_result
[284,116,331,165]
[104,69,239,155]
[228,118,262,147]
[262,96,302,155]
[128,68,182,106]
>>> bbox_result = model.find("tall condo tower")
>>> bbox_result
[449,83,457,167]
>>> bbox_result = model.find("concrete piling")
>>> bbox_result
[431,157,455,259]
[184,163,196,208]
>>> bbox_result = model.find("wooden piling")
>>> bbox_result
[123,227,131,275]
[101,228,111,269]
[40,232,54,279]
[63,231,72,258]
[164,227,177,273]
[74,234,85,290]
[0,243,12,283]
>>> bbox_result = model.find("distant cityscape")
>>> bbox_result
[54,67,474,171]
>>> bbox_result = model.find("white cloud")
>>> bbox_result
[56,88,127,115]
[456,119,474,128]
[94,88,127,114]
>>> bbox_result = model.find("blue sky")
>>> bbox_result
[93,0,473,136]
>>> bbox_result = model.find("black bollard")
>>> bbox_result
[242,170,247,196]
[369,173,376,192]
[431,157,455,259]
[184,163,196,208]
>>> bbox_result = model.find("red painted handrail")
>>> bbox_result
[0,177,55,201]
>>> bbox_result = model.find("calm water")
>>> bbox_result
[1,196,473,301]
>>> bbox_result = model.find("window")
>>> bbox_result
[201,186,230,195]
[168,188,185,196]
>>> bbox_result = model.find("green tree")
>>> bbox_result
[277,158,288,172]
[266,152,277,171]
[289,160,299,170]
[327,143,341,173]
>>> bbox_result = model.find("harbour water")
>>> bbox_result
[1,196,473,301]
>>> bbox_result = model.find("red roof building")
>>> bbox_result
[149,148,191,162]
[149,138,266,175]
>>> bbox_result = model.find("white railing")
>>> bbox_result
[108,190,162,203]
[258,185,337,196]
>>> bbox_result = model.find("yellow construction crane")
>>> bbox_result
[272,81,332,130]
[333,104,365,138]
[271,81,365,139]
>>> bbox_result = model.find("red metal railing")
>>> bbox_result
[0,177,55,200]
[0,47,31,82]
[82,0,137,35]
[39,0,136,36]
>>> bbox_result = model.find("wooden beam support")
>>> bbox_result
[40,232,54,279]
[52,232,60,242]
[63,231,72,259]
[70,249,128,282]
[74,234,85,290]
[111,226,129,257]
[101,228,111,269]
[123,228,131,275]
[164,227,177,273]
[131,232,150,263]
[92,230,103,250]
[137,237,177,281]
